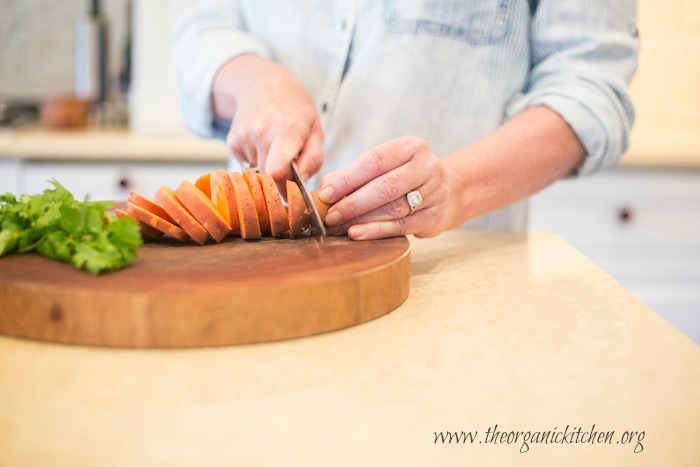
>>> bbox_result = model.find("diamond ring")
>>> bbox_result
[406,190,423,215]
[241,161,259,172]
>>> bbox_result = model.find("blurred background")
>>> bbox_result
[0,0,698,343]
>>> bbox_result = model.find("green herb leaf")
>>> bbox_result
[0,180,142,274]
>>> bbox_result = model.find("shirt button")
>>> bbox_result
[341,20,347,31]
[322,103,328,113]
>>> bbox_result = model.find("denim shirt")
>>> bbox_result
[174,0,639,231]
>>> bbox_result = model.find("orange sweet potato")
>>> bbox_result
[155,186,210,245]
[128,190,176,224]
[311,192,332,226]
[286,180,309,238]
[175,180,231,243]
[116,207,164,239]
[242,169,271,236]
[126,202,191,242]
[229,172,262,240]
[258,173,289,237]
[210,169,241,237]
[194,172,212,199]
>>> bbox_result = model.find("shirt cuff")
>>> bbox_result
[507,75,633,177]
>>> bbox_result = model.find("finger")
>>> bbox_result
[323,160,427,227]
[264,131,306,181]
[347,204,444,240]
[347,214,418,241]
[343,196,411,225]
[227,127,258,168]
[296,120,324,181]
[319,136,426,204]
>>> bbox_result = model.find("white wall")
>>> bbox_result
[129,0,193,134]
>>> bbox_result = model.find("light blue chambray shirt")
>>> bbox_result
[173,0,638,231]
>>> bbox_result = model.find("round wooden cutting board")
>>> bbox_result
[0,236,410,348]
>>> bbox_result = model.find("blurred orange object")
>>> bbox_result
[40,96,91,129]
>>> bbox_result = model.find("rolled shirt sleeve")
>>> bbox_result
[172,0,270,140]
[507,0,639,176]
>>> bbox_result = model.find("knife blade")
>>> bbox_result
[291,160,327,237]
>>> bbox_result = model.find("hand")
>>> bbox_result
[212,54,323,183]
[318,136,454,240]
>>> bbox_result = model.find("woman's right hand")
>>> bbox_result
[212,54,323,183]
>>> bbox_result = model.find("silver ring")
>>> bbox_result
[406,190,423,215]
[241,161,259,172]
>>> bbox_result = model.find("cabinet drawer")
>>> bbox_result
[22,161,222,200]
[530,168,700,247]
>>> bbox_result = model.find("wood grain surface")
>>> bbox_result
[0,236,410,348]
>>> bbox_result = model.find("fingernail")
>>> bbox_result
[324,209,342,226]
[349,225,367,240]
[319,185,335,204]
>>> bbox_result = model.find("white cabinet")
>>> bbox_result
[530,167,700,344]
[16,160,222,200]
[0,158,22,195]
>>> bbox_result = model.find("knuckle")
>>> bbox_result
[379,175,401,200]
[385,199,405,218]
[251,123,268,142]
[362,150,385,175]
[335,173,354,193]
[227,136,244,158]
[404,135,427,154]
[394,216,410,236]
[341,195,361,218]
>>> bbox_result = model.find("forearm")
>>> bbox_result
[443,105,586,229]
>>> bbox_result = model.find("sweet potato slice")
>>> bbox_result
[194,172,212,199]
[242,169,271,236]
[116,207,164,239]
[128,190,176,224]
[155,186,210,245]
[258,173,289,237]
[311,192,332,226]
[175,180,231,243]
[286,180,309,238]
[211,169,241,237]
[126,202,191,242]
[229,172,262,240]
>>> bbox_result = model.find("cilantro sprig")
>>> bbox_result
[0,180,142,274]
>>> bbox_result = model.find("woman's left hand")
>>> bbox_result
[318,135,455,240]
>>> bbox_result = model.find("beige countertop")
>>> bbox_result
[0,126,698,168]
[1,231,698,466]
[0,126,230,162]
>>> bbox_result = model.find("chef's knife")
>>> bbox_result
[291,160,327,237]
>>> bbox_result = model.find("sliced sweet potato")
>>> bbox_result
[258,173,289,237]
[194,172,212,199]
[175,180,231,243]
[286,180,310,238]
[311,192,332,226]
[126,202,191,242]
[116,207,164,239]
[242,169,271,236]
[128,190,176,224]
[211,169,241,237]
[155,186,210,245]
[229,172,262,240]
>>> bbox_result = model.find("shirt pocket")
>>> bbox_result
[382,0,511,45]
